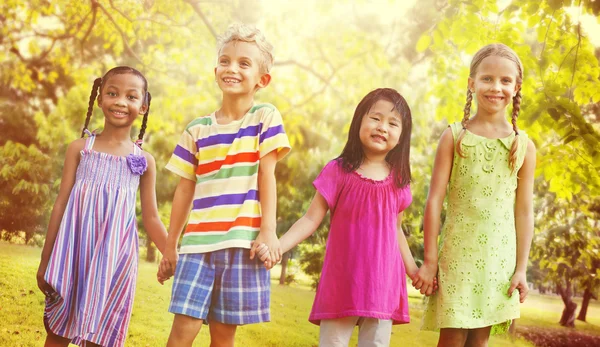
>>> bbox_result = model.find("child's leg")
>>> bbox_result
[438,328,468,347]
[43,333,70,347]
[319,316,359,347]
[356,317,393,347]
[166,314,204,347]
[464,326,492,347]
[208,321,237,347]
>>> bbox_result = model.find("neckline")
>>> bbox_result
[210,111,247,127]
[351,169,393,185]
[465,128,514,141]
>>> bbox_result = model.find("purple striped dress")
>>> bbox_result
[44,134,144,347]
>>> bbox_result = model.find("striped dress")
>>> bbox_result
[44,134,143,347]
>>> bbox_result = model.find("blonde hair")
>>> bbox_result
[456,43,524,173]
[217,23,274,73]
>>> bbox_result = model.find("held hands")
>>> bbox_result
[412,261,439,296]
[508,271,529,303]
[156,247,178,284]
[250,230,281,269]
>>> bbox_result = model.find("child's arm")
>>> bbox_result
[37,139,84,295]
[256,191,328,268]
[413,128,454,295]
[250,150,280,267]
[139,152,168,254]
[508,139,536,303]
[163,177,195,272]
[396,212,418,280]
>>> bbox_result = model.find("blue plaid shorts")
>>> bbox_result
[168,248,270,325]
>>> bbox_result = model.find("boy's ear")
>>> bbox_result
[257,73,271,89]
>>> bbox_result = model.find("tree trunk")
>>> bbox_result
[279,252,290,285]
[577,286,596,322]
[146,240,156,262]
[557,280,577,327]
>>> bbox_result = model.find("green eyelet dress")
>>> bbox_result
[421,122,529,334]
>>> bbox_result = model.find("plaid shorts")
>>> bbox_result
[168,248,270,325]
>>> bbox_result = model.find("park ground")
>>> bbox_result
[1,242,599,347]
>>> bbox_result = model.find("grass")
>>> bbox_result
[1,242,597,346]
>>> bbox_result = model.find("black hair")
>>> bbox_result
[337,88,412,188]
[81,66,151,147]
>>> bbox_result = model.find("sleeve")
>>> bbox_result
[313,160,342,211]
[259,106,291,161]
[398,184,413,213]
[165,128,198,181]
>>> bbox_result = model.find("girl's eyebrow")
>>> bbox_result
[105,85,141,93]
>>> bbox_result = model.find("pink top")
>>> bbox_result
[309,159,412,325]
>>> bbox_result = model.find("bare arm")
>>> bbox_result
[37,139,84,293]
[413,128,454,295]
[397,212,418,280]
[508,139,536,302]
[163,177,195,270]
[250,150,280,266]
[279,192,329,253]
[139,152,168,254]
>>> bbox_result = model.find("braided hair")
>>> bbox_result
[81,66,151,147]
[455,44,524,172]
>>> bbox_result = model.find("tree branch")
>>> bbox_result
[95,1,144,65]
[183,0,217,39]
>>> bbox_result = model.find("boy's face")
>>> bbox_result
[215,41,271,96]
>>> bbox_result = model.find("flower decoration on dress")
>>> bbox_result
[126,154,147,175]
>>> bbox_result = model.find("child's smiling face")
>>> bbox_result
[97,73,147,128]
[358,99,403,157]
[215,41,270,96]
[468,55,520,116]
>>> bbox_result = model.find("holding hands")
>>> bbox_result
[412,262,439,296]
[156,246,177,284]
[250,230,282,269]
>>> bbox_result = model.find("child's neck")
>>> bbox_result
[357,154,390,181]
[469,113,513,138]
[217,94,255,123]
[98,124,133,143]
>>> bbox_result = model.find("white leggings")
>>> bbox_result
[319,316,393,347]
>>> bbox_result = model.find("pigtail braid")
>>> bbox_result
[136,92,151,148]
[508,89,521,173]
[81,78,102,138]
[455,88,473,157]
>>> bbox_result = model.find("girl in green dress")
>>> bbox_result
[414,44,537,347]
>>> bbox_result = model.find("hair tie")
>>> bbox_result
[515,131,519,136]
[135,139,144,146]
[83,129,95,137]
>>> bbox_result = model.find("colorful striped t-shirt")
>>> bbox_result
[166,104,291,253]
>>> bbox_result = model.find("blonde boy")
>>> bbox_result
[161,24,290,346]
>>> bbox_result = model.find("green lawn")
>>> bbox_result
[2,242,596,346]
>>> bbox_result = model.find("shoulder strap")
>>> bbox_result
[84,130,96,151]
[133,142,142,155]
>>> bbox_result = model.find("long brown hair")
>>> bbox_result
[338,88,412,188]
[456,44,524,172]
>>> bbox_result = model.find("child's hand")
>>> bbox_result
[163,246,179,275]
[36,264,55,298]
[412,262,438,296]
[508,271,529,303]
[250,231,281,269]
[251,241,275,269]
[157,257,173,285]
